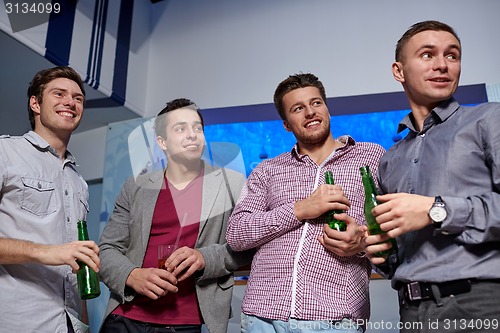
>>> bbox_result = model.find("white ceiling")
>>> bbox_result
[0,30,140,136]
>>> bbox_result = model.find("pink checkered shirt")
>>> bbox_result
[227,136,385,322]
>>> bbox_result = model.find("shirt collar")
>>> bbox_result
[291,135,356,160]
[397,97,459,133]
[23,131,77,164]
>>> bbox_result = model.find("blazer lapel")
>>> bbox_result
[199,163,223,236]
[140,171,165,251]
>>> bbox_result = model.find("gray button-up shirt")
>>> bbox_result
[0,131,89,332]
[378,98,500,286]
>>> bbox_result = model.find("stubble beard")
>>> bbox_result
[298,125,331,146]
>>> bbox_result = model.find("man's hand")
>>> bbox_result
[0,239,100,273]
[318,213,367,256]
[373,193,434,238]
[294,184,351,221]
[164,246,206,282]
[126,267,178,300]
[37,240,101,273]
[362,233,394,265]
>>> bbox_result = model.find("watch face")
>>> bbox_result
[430,206,447,222]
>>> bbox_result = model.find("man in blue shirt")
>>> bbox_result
[364,20,500,332]
[0,66,100,332]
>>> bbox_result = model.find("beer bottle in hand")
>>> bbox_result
[359,166,398,257]
[76,220,101,299]
[324,171,347,231]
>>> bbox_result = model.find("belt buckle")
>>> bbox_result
[406,282,422,301]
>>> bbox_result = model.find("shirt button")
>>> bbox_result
[406,258,411,263]
[413,158,418,163]
[67,217,70,222]
[65,190,69,195]
[37,182,42,189]
[409,189,415,194]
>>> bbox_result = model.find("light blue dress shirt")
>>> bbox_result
[0,131,89,332]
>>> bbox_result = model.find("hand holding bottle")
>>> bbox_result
[359,166,398,259]
[293,179,350,222]
[371,192,436,237]
[323,171,347,231]
[318,213,367,257]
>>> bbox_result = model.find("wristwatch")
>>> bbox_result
[429,196,447,228]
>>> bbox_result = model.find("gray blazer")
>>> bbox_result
[98,163,252,333]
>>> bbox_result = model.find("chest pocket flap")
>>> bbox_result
[21,177,57,216]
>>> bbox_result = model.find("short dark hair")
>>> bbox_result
[395,20,461,62]
[273,73,327,120]
[154,98,204,138]
[27,66,86,130]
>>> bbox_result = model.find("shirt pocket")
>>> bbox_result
[21,177,57,216]
[78,192,90,221]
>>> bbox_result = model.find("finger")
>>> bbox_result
[376,193,400,202]
[69,259,80,273]
[364,234,388,245]
[166,248,190,270]
[82,240,100,254]
[365,242,391,256]
[317,235,337,254]
[177,266,198,282]
[370,256,387,265]
[74,252,100,272]
[355,225,367,236]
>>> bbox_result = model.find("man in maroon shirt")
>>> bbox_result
[99,98,251,333]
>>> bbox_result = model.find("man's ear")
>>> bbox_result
[156,135,167,150]
[29,96,41,115]
[392,61,405,83]
[283,120,292,132]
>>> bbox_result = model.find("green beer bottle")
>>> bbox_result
[359,166,398,257]
[76,220,101,299]
[324,171,347,231]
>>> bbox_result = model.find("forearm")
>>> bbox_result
[227,202,301,251]
[0,237,46,264]
[197,243,254,280]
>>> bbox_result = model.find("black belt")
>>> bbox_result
[399,279,472,302]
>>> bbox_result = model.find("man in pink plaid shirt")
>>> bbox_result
[227,73,385,332]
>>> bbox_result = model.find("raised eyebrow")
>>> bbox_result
[416,44,437,54]
[171,121,188,128]
[447,44,461,55]
[416,43,461,54]
[288,102,303,112]
[172,120,203,127]
[49,87,85,100]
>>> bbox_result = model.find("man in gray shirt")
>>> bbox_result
[364,20,500,332]
[0,66,100,332]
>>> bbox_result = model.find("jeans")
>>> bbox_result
[100,314,202,333]
[241,313,364,333]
